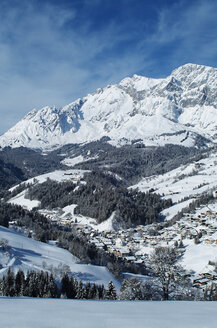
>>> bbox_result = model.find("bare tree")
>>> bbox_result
[148,246,188,300]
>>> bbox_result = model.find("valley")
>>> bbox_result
[0,63,217,301]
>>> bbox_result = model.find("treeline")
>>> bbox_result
[0,142,211,192]
[27,178,77,209]
[26,171,172,226]
[2,182,33,201]
[119,276,217,301]
[73,171,172,226]
[0,269,116,300]
[0,202,27,228]
[1,269,216,301]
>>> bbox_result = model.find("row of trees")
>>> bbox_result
[61,274,116,300]
[1,246,217,301]
[0,269,58,298]
[0,269,117,300]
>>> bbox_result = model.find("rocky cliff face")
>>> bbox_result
[0,63,216,150]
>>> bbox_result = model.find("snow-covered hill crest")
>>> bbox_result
[0,63,217,150]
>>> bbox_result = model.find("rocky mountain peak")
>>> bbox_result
[0,63,216,150]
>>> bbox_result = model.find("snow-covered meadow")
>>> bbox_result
[0,298,216,328]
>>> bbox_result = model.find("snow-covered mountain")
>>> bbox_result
[0,63,217,150]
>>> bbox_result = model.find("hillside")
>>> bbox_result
[0,225,120,288]
[131,147,217,220]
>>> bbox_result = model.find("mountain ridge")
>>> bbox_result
[0,63,216,150]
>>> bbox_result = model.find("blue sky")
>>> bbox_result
[0,0,217,134]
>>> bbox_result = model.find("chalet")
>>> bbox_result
[124,256,136,262]
[103,240,113,247]
[114,247,130,257]
[199,273,217,280]
[193,278,210,286]
[134,259,144,264]
[206,210,212,216]
[9,220,18,225]
[135,250,144,257]
[204,238,215,244]
[94,241,104,249]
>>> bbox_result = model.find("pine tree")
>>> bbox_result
[88,283,97,299]
[46,274,58,298]
[85,282,91,299]
[67,276,77,299]
[5,268,15,297]
[61,273,70,298]
[15,269,25,296]
[97,284,105,299]
[28,271,39,297]
[105,280,117,300]
[76,281,85,299]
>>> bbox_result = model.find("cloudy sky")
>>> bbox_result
[0,0,217,134]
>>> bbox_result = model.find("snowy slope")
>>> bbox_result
[0,63,216,150]
[131,148,217,220]
[0,226,120,288]
[8,169,115,229]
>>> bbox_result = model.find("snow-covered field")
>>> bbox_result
[0,298,216,328]
[0,226,120,288]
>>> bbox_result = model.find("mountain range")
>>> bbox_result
[0,63,216,150]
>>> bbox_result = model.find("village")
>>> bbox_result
[7,165,217,291]
[36,202,217,290]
